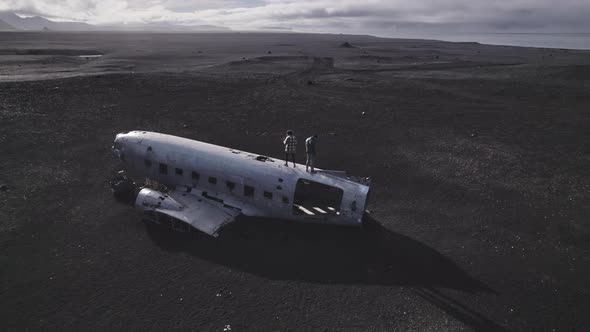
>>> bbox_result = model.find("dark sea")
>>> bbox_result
[395,32,590,50]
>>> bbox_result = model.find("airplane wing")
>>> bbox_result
[136,188,240,237]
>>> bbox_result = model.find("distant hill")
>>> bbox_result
[0,11,230,32]
[0,12,94,31]
[100,22,231,32]
[0,18,16,30]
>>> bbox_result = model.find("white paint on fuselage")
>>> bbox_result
[113,131,369,225]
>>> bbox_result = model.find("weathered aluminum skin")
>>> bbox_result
[135,187,240,236]
[112,131,370,233]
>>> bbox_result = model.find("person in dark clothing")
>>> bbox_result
[305,134,318,173]
[283,130,297,167]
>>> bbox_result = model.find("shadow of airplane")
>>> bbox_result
[145,212,508,331]
[145,213,488,291]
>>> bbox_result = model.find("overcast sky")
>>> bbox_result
[1,0,590,34]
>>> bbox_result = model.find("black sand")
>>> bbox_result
[1,32,589,331]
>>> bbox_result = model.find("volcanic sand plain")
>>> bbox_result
[1,31,590,331]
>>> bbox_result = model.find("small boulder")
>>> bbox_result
[340,42,353,48]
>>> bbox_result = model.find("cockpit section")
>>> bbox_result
[112,135,124,160]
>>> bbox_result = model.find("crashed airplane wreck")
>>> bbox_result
[111,131,371,237]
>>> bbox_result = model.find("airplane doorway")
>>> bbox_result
[293,179,343,216]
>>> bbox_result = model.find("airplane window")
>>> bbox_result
[226,181,236,191]
[144,159,152,167]
[159,163,168,175]
[264,191,272,199]
[192,171,200,180]
[244,185,255,197]
[175,168,183,176]
[208,177,217,185]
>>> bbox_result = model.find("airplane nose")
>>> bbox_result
[112,133,124,158]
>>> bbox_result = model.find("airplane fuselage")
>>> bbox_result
[112,131,370,230]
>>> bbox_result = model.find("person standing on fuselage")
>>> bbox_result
[283,130,297,167]
[305,134,318,173]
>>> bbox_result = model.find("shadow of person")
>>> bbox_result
[144,213,490,292]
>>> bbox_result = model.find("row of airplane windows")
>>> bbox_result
[144,159,289,204]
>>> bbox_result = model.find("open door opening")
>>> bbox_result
[293,179,343,216]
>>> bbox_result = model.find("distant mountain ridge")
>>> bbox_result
[100,21,230,32]
[0,18,16,30]
[0,12,93,31]
[0,11,230,32]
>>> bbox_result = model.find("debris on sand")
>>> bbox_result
[361,111,367,117]
[470,132,478,138]
[340,42,354,48]
[223,324,232,331]
[110,174,137,205]
[307,80,314,85]
[0,184,8,192]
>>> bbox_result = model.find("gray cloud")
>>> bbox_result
[1,0,589,33]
